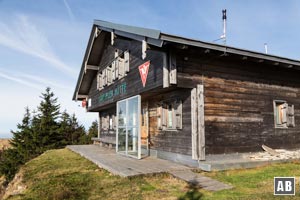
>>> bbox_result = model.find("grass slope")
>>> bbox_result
[5,148,300,200]
[6,149,197,200]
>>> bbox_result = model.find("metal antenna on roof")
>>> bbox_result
[221,9,227,44]
[264,43,268,54]
[213,9,227,45]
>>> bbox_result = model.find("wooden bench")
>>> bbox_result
[92,137,116,149]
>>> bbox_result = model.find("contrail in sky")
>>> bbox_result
[0,71,43,90]
[63,0,75,22]
[0,15,77,77]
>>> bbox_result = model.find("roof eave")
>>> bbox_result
[160,33,300,67]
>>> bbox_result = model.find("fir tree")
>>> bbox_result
[35,87,62,152]
[10,107,35,161]
[59,111,87,145]
[87,120,98,139]
[69,114,86,144]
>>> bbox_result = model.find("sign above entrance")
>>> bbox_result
[138,61,150,87]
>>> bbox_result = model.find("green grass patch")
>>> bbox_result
[199,161,300,199]
[5,148,300,200]
[6,149,195,200]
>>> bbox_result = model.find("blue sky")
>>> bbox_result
[0,0,299,138]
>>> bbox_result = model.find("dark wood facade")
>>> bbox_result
[175,47,300,154]
[74,20,300,161]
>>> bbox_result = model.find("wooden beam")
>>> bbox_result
[204,49,210,54]
[197,84,205,160]
[77,94,88,99]
[163,52,169,88]
[258,59,264,63]
[86,28,100,64]
[98,112,101,138]
[86,64,99,70]
[191,88,198,160]
[169,51,177,85]
[142,39,147,60]
[84,61,98,73]
[111,31,115,45]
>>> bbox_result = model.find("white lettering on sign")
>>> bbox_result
[138,61,150,87]
[277,181,284,192]
[285,181,292,191]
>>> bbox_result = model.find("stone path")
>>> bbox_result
[67,145,232,191]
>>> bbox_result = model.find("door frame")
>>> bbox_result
[116,95,141,159]
[141,101,150,157]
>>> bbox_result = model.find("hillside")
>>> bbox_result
[3,148,200,200]
[3,148,300,199]
[0,139,10,151]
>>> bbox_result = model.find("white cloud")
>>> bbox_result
[0,15,77,76]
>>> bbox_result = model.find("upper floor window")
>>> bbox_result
[97,50,129,91]
[273,100,295,128]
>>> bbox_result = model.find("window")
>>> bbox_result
[97,73,103,91]
[107,67,112,85]
[96,50,130,91]
[157,100,182,130]
[273,100,295,128]
[101,113,116,132]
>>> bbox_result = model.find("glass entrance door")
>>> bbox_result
[116,95,141,159]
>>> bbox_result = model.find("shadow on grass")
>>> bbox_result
[178,181,203,200]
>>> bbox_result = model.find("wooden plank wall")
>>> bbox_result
[147,89,193,155]
[87,37,165,111]
[99,107,116,139]
[176,49,300,154]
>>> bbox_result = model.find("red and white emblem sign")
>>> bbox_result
[138,61,150,87]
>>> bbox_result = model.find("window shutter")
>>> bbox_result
[162,103,167,128]
[101,116,105,130]
[281,103,287,124]
[99,73,103,90]
[175,100,182,129]
[115,60,119,79]
[112,61,116,81]
[124,51,130,73]
[287,104,295,127]
[106,115,109,131]
[97,73,100,90]
[118,57,125,79]
[107,67,112,85]
[103,69,107,86]
[114,50,119,80]
[112,114,116,130]
[169,52,177,84]
[109,115,113,130]
[157,104,163,130]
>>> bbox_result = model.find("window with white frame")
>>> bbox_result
[273,100,295,128]
[157,99,182,130]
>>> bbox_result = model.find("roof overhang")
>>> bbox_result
[73,20,300,101]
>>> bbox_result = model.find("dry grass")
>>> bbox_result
[0,139,10,151]
[5,149,199,200]
[5,148,300,199]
